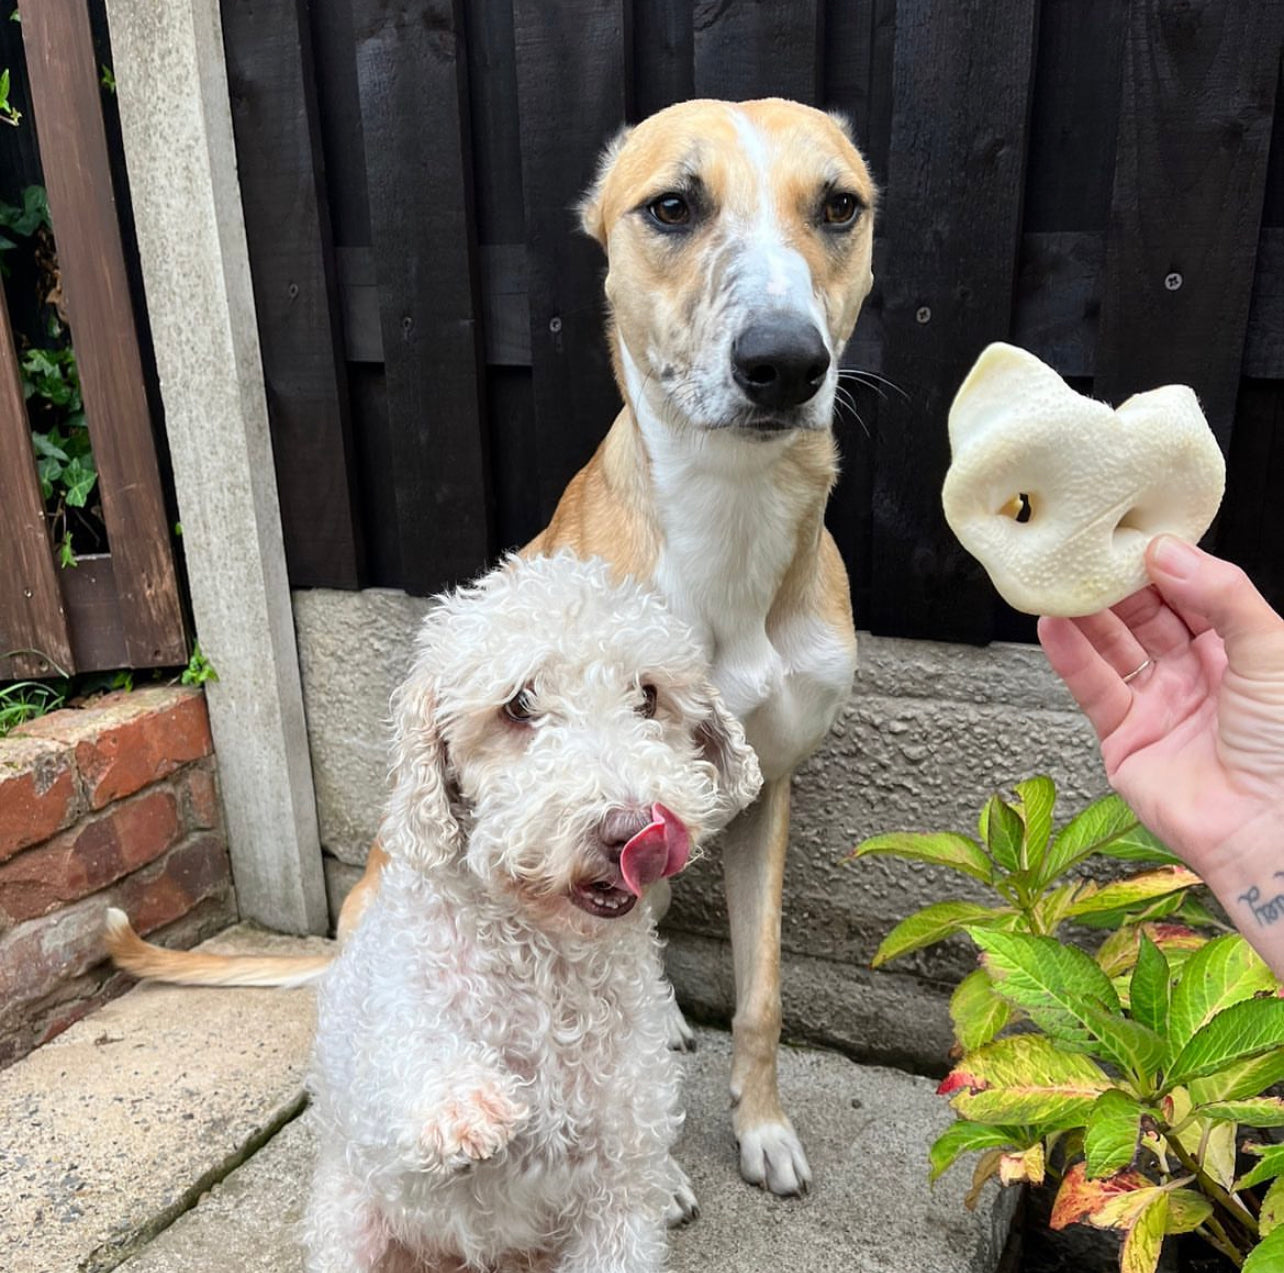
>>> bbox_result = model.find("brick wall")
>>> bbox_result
[0,686,238,1067]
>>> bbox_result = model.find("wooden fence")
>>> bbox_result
[230,1,1283,643]
[0,0,186,679]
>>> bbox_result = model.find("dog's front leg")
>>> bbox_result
[409,1054,530,1175]
[553,1204,665,1273]
[722,774,811,1196]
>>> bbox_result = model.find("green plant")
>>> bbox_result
[0,677,65,737]
[0,183,48,270]
[2,185,101,565]
[180,642,218,687]
[25,349,95,566]
[849,781,1284,1272]
[0,67,20,127]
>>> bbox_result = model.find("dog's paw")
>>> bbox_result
[419,1082,528,1172]
[736,1118,812,1197]
[664,1159,700,1227]
[662,997,696,1053]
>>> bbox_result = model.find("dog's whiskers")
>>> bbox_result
[838,366,912,403]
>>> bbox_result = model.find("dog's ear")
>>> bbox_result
[384,672,462,871]
[579,124,633,245]
[696,693,763,820]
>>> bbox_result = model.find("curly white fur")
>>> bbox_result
[305,553,761,1273]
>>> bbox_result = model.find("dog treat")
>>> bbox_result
[619,803,690,896]
[941,343,1225,617]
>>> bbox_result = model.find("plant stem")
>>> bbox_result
[1169,1139,1259,1238]
[1200,1217,1246,1268]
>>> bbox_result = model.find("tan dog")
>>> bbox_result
[107,98,877,1197]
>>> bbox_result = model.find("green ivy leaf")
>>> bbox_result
[1166,997,1284,1089]
[1083,1088,1144,1178]
[30,430,68,461]
[1129,935,1171,1037]
[950,967,1013,1053]
[1165,934,1277,1066]
[872,900,1012,967]
[927,1120,1026,1183]
[846,830,993,884]
[62,454,97,507]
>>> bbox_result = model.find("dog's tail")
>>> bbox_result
[103,907,334,989]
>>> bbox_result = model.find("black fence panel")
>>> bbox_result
[221,0,1284,642]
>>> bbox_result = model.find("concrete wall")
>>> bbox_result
[293,588,1108,1071]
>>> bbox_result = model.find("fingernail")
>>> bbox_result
[1149,534,1199,580]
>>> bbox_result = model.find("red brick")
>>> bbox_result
[0,789,181,923]
[0,895,110,1014]
[14,687,213,809]
[0,738,81,862]
[0,891,235,1068]
[181,761,223,832]
[115,834,233,936]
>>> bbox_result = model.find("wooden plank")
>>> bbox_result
[220,0,364,590]
[512,0,628,520]
[1012,230,1104,379]
[824,0,874,142]
[466,0,541,548]
[868,0,1040,643]
[1021,0,1126,233]
[693,0,821,103]
[19,0,186,668]
[0,287,74,680]
[1246,227,1284,379]
[1094,0,1284,448]
[60,553,129,672]
[1217,382,1284,617]
[633,0,693,119]
[352,0,492,594]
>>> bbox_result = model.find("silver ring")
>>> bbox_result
[1122,657,1155,684]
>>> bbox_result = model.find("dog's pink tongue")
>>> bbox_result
[619,804,690,896]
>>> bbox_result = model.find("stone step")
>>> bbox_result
[2,926,1017,1272]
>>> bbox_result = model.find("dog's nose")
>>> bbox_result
[597,806,653,861]
[731,319,831,410]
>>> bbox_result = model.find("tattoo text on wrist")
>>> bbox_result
[1239,872,1284,927]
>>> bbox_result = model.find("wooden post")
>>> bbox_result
[19,0,187,668]
[0,289,74,680]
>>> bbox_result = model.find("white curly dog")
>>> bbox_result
[304,553,761,1273]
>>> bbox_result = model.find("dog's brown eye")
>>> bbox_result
[822,192,860,226]
[503,688,537,723]
[638,683,658,719]
[647,194,691,228]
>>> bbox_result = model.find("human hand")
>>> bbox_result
[1038,536,1284,904]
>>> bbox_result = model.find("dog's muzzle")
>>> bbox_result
[569,804,691,920]
[731,317,830,416]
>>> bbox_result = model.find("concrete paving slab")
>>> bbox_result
[0,924,332,1273]
[114,1029,1015,1273]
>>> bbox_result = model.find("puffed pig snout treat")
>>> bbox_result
[941,343,1225,617]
